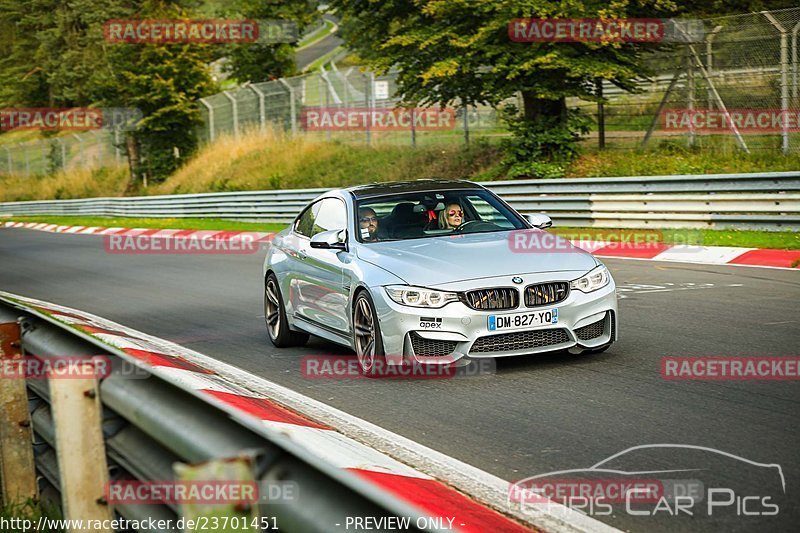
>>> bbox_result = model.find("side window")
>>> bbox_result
[311,198,347,237]
[294,204,316,237]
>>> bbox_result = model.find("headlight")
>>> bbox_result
[570,265,610,293]
[385,285,459,308]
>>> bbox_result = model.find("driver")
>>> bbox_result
[358,207,381,241]
[438,202,464,229]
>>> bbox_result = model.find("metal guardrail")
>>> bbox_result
[0,297,432,532]
[1,172,799,231]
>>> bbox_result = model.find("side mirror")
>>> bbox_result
[525,214,553,229]
[310,229,347,250]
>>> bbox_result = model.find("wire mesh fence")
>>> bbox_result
[1,8,798,177]
[0,130,123,177]
[578,7,800,153]
[196,65,502,148]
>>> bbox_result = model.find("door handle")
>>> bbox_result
[298,250,307,260]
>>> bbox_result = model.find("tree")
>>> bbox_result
[0,0,219,183]
[213,0,318,82]
[331,0,780,177]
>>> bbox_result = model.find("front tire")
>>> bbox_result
[265,273,308,348]
[352,291,386,376]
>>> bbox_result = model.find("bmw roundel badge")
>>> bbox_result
[512,276,523,284]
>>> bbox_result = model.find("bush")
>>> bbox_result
[500,105,591,179]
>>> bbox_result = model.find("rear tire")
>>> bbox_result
[265,273,309,348]
[352,291,386,376]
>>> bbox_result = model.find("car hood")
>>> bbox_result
[356,230,598,286]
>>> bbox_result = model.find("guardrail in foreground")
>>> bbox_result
[0,297,434,532]
[1,171,799,231]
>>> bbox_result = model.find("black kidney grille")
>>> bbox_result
[525,282,569,307]
[462,288,519,311]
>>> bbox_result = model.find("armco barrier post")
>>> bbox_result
[175,454,259,530]
[0,321,37,505]
[49,358,113,530]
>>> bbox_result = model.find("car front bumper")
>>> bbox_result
[370,272,618,365]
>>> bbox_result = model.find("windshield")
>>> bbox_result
[355,189,527,243]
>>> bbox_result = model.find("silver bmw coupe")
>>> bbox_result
[263,180,618,374]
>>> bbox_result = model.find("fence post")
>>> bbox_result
[4,146,11,174]
[706,25,723,109]
[49,358,113,530]
[686,46,696,148]
[343,67,353,109]
[250,84,267,134]
[410,107,417,148]
[596,79,605,150]
[56,138,67,171]
[365,72,373,145]
[223,90,240,138]
[765,12,790,154]
[793,21,800,100]
[89,130,102,166]
[278,78,298,136]
[113,127,121,164]
[0,321,38,506]
[324,72,331,141]
[696,50,749,153]
[19,144,30,176]
[462,99,470,146]
[200,98,215,142]
[73,134,86,169]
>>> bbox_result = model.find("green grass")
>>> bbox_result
[6,216,797,250]
[1,499,61,532]
[2,126,800,206]
[5,216,288,233]
[550,227,800,250]
[570,143,800,177]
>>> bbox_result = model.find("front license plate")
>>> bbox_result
[488,309,558,332]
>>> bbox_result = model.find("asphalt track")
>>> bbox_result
[295,15,343,71]
[1,227,798,532]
